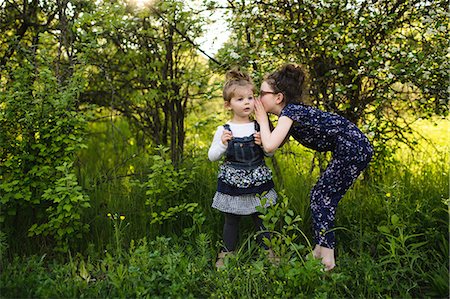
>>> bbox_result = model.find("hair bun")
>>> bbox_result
[267,63,307,104]
[222,68,254,102]
[226,68,252,83]
[282,64,304,82]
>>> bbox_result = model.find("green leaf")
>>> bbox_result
[391,214,400,226]
[377,225,391,234]
[284,215,292,225]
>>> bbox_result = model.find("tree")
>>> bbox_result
[0,0,219,251]
[74,0,213,164]
[216,0,448,160]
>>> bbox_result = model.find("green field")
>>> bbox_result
[1,117,448,298]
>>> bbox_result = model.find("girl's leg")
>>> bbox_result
[310,158,368,269]
[251,213,270,250]
[310,159,347,249]
[223,213,241,252]
[251,213,279,264]
[216,213,240,268]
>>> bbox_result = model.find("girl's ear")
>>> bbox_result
[275,93,284,105]
[224,102,232,110]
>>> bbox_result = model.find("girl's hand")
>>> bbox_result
[254,132,262,146]
[254,99,268,124]
[221,130,232,145]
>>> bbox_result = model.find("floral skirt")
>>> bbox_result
[218,163,273,189]
[212,188,277,215]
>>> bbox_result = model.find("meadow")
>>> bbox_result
[0,0,447,297]
[1,116,448,298]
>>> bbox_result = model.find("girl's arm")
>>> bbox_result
[254,132,274,157]
[255,100,293,153]
[208,126,228,161]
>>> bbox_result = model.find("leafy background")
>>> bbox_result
[0,0,448,298]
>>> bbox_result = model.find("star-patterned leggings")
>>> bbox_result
[310,143,373,249]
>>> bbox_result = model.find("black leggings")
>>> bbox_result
[222,212,270,252]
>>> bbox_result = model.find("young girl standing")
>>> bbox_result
[254,64,373,270]
[208,69,277,268]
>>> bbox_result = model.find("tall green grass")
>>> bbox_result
[1,116,448,298]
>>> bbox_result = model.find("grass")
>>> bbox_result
[1,116,448,298]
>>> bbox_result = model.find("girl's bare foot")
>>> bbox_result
[312,244,322,259]
[319,246,336,271]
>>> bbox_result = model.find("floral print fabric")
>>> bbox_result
[281,103,373,249]
[218,162,274,189]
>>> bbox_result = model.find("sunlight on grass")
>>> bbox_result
[412,116,449,147]
[397,116,449,174]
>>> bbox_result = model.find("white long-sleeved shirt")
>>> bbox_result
[208,122,272,161]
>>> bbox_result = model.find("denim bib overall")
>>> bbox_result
[217,122,274,196]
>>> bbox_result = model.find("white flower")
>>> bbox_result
[347,43,357,50]
[230,51,240,59]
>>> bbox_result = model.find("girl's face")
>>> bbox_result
[225,85,255,121]
[258,81,280,114]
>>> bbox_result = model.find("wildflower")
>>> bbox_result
[120,215,125,221]
[386,192,391,198]
[107,213,112,218]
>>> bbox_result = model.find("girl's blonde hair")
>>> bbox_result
[223,68,255,102]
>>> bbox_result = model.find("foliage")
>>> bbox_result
[0,37,90,252]
[0,235,213,298]
[28,162,90,252]
[0,230,7,268]
[2,169,447,298]
[74,0,215,164]
[0,0,448,297]
[144,147,195,209]
[142,146,206,236]
[216,0,449,161]
[257,191,310,260]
